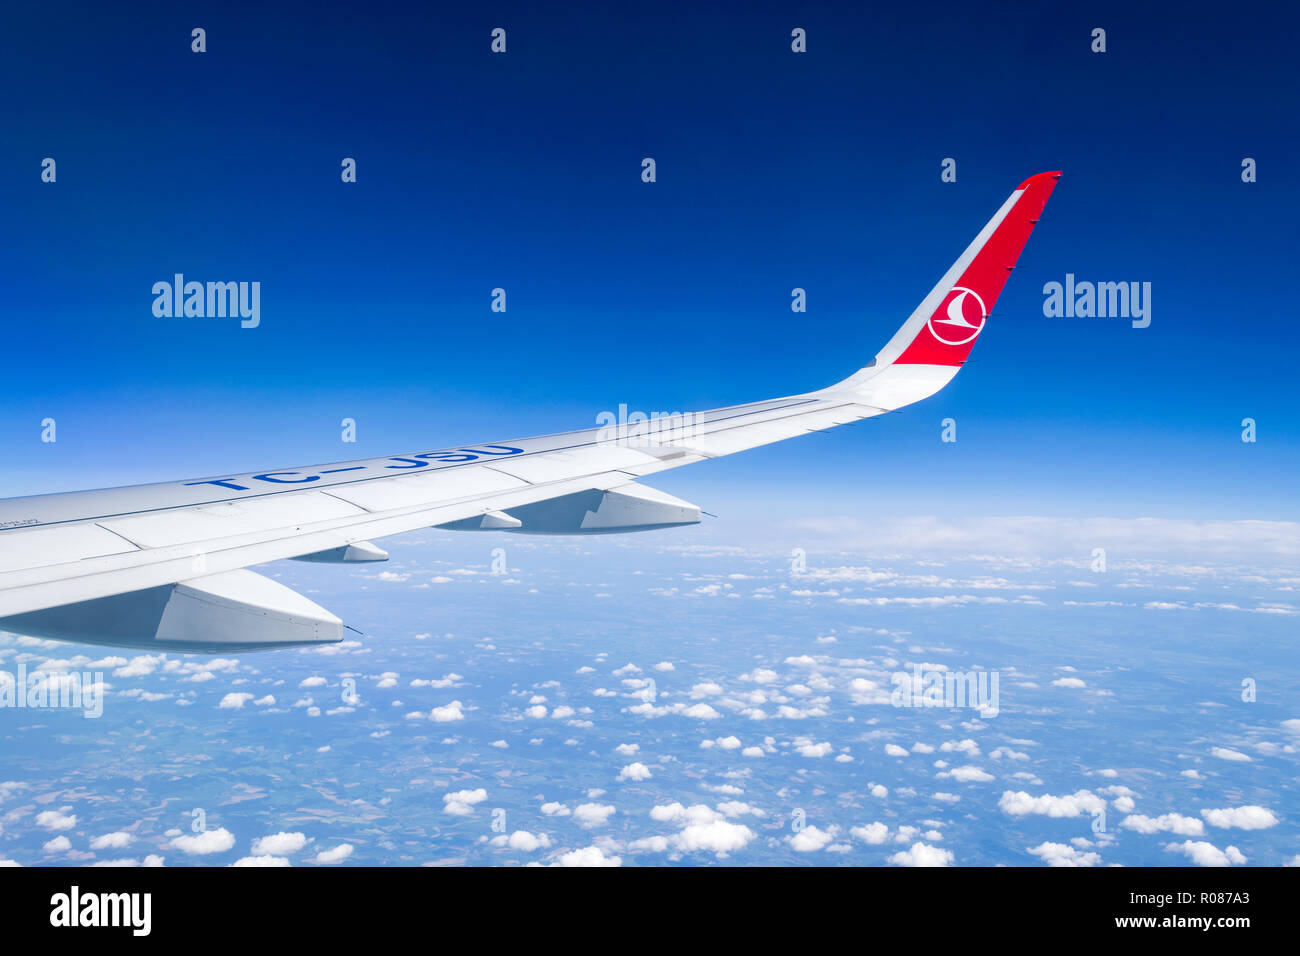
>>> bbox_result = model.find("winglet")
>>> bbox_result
[868,171,1060,372]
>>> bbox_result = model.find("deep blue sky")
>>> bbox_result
[2,1,1296,521]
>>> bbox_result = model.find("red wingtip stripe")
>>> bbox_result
[1016,170,1063,190]
[892,172,1060,367]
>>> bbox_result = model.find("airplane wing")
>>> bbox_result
[0,172,1060,651]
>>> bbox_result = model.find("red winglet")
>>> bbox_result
[893,171,1060,366]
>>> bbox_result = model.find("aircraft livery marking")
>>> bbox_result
[182,445,526,492]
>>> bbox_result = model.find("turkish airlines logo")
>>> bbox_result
[928,286,987,346]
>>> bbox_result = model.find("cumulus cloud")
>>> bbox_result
[1210,747,1252,762]
[1027,842,1101,867]
[798,741,833,758]
[617,762,652,782]
[1164,840,1247,867]
[429,700,465,722]
[788,826,835,852]
[851,822,890,844]
[1120,813,1204,836]
[572,803,617,828]
[998,790,1105,818]
[888,842,953,867]
[313,844,354,864]
[550,845,621,867]
[443,788,489,816]
[35,810,76,831]
[502,830,551,852]
[251,832,308,856]
[42,836,72,854]
[646,803,756,857]
[170,828,236,856]
[89,832,132,850]
[680,703,721,720]
[1200,806,1279,830]
[945,765,995,783]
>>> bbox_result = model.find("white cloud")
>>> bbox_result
[946,765,995,783]
[798,741,833,758]
[217,692,254,710]
[170,828,236,856]
[788,826,835,852]
[429,700,465,722]
[231,855,290,867]
[89,832,132,850]
[888,842,954,867]
[443,788,489,816]
[35,810,76,831]
[314,844,354,864]
[550,845,621,867]
[504,831,551,852]
[1200,806,1279,830]
[1210,747,1252,762]
[1120,813,1204,836]
[1028,842,1101,867]
[617,762,652,782]
[648,802,756,857]
[680,703,721,720]
[114,655,163,678]
[251,832,308,856]
[776,515,1300,560]
[851,822,890,844]
[673,819,755,855]
[572,803,617,828]
[998,790,1105,818]
[1164,840,1247,867]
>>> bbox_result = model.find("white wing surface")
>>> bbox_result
[0,172,1060,650]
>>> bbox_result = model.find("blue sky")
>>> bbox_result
[1,1,1297,522]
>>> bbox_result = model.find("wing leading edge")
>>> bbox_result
[0,172,1059,648]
